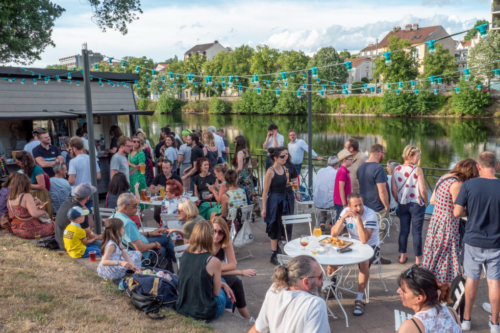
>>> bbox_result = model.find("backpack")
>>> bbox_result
[125,268,178,310]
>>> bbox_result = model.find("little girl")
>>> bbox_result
[97,218,142,280]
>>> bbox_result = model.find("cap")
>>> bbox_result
[337,149,353,162]
[32,127,45,134]
[181,129,192,137]
[327,156,339,166]
[207,126,216,133]
[74,183,97,198]
[67,206,89,221]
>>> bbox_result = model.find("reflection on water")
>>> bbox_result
[125,113,500,170]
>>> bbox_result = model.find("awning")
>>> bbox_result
[64,110,155,117]
[0,111,80,120]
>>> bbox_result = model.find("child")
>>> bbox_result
[63,207,101,258]
[97,218,142,280]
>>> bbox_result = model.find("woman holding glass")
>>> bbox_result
[128,136,147,196]
[193,158,216,205]
[261,147,294,266]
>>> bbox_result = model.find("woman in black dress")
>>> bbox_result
[193,157,216,205]
[261,147,294,265]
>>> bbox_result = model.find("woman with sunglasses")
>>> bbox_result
[392,145,428,266]
[261,147,294,266]
[397,265,460,333]
[128,136,147,196]
[212,217,257,321]
[167,199,205,243]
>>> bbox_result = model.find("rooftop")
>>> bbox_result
[184,40,220,55]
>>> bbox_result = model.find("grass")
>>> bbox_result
[0,233,212,333]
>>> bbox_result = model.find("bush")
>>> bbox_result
[137,98,148,111]
[351,81,366,94]
[451,78,492,116]
[325,96,382,114]
[208,96,232,114]
[361,77,370,84]
[157,93,183,113]
[181,99,210,112]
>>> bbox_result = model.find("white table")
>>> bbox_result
[284,235,374,327]
[140,197,164,206]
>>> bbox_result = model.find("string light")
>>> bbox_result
[398,82,403,89]
[256,88,261,96]
[121,61,126,69]
[311,67,318,79]
[296,90,301,99]
[135,66,140,74]
[426,40,436,55]
[411,81,416,89]
[429,76,436,86]
[369,87,375,94]
[455,87,459,94]
[152,70,157,78]
[76,81,80,86]
[463,68,470,81]
[494,69,500,79]
[396,89,400,95]
[344,61,353,72]
[56,75,61,83]
[414,89,419,95]
[383,52,392,66]
[476,23,489,40]
[477,85,482,91]
[437,78,442,86]
[109,58,113,66]
[94,64,98,72]
[21,79,25,84]
[434,89,438,95]
[276,90,280,97]
[33,78,37,85]
[67,72,72,80]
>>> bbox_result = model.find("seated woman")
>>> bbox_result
[175,220,235,321]
[193,158,216,204]
[200,163,229,220]
[106,172,141,227]
[212,217,257,320]
[209,170,248,223]
[7,173,55,239]
[167,200,205,243]
[160,179,185,215]
[397,265,460,333]
[16,151,53,218]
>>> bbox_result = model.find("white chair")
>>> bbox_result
[364,216,390,303]
[229,205,254,261]
[92,207,115,226]
[452,280,465,312]
[174,244,189,273]
[281,214,313,242]
[395,310,413,331]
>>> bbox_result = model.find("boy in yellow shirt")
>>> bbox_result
[63,207,101,258]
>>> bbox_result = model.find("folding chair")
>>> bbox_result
[365,217,390,303]
[281,214,313,242]
[394,310,413,331]
[92,207,115,226]
[122,239,159,268]
[230,205,254,261]
[174,244,189,274]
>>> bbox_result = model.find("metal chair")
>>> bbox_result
[174,244,189,273]
[229,205,254,261]
[92,207,115,226]
[281,214,313,242]
[365,215,390,303]
[313,184,336,226]
[395,310,413,331]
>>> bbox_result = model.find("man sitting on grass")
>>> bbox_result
[63,207,100,259]
[329,192,379,316]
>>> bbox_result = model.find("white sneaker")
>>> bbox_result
[249,316,256,323]
[489,320,500,333]
[462,320,471,331]
[485,303,493,314]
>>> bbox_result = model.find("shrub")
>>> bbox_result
[137,98,148,111]
[361,77,370,83]
[157,93,183,113]
[351,81,366,94]
[181,99,210,112]
[451,78,492,116]
[208,96,232,114]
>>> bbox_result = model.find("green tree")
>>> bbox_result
[277,50,310,72]
[250,45,279,74]
[157,91,183,113]
[451,77,491,116]
[339,49,351,60]
[420,42,458,84]
[162,56,178,64]
[181,53,207,100]
[1,0,143,64]
[464,20,489,41]
[307,47,348,84]
[467,30,500,81]
[372,36,419,84]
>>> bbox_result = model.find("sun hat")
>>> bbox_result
[337,149,353,162]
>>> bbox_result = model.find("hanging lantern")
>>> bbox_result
[55,75,61,83]
[253,75,259,86]
[158,84,162,90]
[108,80,112,85]
[429,76,436,86]
[194,82,198,88]
[30,71,34,76]
[238,84,242,92]
[303,74,307,80]
[344,61,353,72]
[276,90,280,97]
[147,84,151,91]
[344,89,349,95]
[319,90,325,98]
[136,83,140,89]
[235,75,239,81]
[152,70,157,78]
[425,40,436,55]
[434,89,438,95]
[116,82,120,87]
[222,82,226,88]
[386,83,391,89]
[135,66,140,74]
[38,73,42,79]
[94,64,99,72]
[256,88,261,96]
[67,72,72,80]
[477,85,483,91]
[437,78,442,86]
[311,67,318,79]
[284,82,288,88]
[494,69,500,79]
[121,61,126,69]
[378,88,382,93]
[206,76,212,86]
[302,83,307,90]
[322,84,326,90]
[108,58,113,66]
[370,87,375,94]
[176,74,179,80]
[414,89,419,96]
[475,23,489,40]
[463,68,470,81]
[33,78,37,85]
[330,81,335,86]
[21,78,26,84]
[362,84,368,93]
[76,81,80,86]
[99,82,103,87]
[455,87,459,94]
[296,90,301,99]
[134,80,138,86]
[44,77,49,84]
[411,81,416,89]
[396,89,400,95]
[280,72,287,83]
[228,76,234,86]
[90,75,93,80]
[383,52,392,66]
[398,82,403,89]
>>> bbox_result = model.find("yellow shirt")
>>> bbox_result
[63,223,87,258]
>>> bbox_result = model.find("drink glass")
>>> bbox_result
[139,164,146,174]
[146,191,151,202]
[159,186,165,197]
[89,251,96,262]
[188,191,193,197]
[311,247,318,255]
[35,234,41,240]
[313,227,322,238]
[140,189,146,201]
[300,235,308,251]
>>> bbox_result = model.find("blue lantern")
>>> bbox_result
[158,84,162,90]
[411,81,416,89]
[319,90,325,98]
[182,83,186,88]
[494,69,500,79]
[135,66,140,74]
[429,76,436,86]
[434,89,438,95]
[302,83,307,90]
[21,78,26,84]
[147,84,151,91]
[330,81,335,86]
[33,78,37,85]
[253,75,259,86]
[455,87,459,94]
[414,89,419,95]
[121,61,126,69]
[206,76,212,86]
[386,83,391,89]
[396,89,400,95]
[296,90,301,99]
[90,75,93,80]
[68,72,72,80]
[370,87,375,94]
[311,67,318,79]
[477,85,483,91]
[426,40,436,55]
[238,84,242,92]
[281,72,287,83]
[134,80,138,86]
[463,68,470,81]
[303,74,306,80]
[256,88,261,96]
[44,77,49,84]
[30,71,34,76]
[56,75,61,83]
[383,52,392,66]
[276,90,280,97]
[344,61,353,72]
[194,82,198,87]
[76,81,80,86]
[152,70,157,78]
[94,64,98,72]
[398,82,403,89]
[108,58,113,66]
[235,75,239,81]
[437,78,442,86]
[284,82,288,88]
[476,23,489,40]
[322,84,326,90]
[38,73,42,79]
[362,84,368,92]
[99,82,103,87]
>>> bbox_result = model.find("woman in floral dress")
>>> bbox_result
[233,135,259,217]
[421,158,478,284]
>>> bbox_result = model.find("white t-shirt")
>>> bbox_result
[339,205,379,247]
[68,153,101,196]
[264,133,284,155]
[255,285,331,333]
[80,137,99,160]
[314,166,337,209]
[23,140,40,157]
[213,134,225,159]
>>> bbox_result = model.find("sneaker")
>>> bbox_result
[462,320,471,331]
[380,257,392,265]
[485,302,493,314]
[489,320,500,333]
[249,316,256,323]
[270,255,279,266]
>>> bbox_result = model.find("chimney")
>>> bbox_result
[214,40,218,44]
[405,24,412,32]
[413,23,419,31]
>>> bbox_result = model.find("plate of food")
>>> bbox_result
[320,237,353,249]
[153,197,163,201]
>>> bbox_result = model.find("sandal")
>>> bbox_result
[399,255,407,264]
[353,300,365,316]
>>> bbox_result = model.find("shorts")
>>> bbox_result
[463,243,500,280]
[360,245,380,269]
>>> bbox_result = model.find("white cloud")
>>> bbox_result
[422,0,488,6]
[11,1,489,67]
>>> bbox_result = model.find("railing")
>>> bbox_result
[492,5,500,12]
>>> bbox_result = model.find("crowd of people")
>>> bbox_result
[2,122,500,332]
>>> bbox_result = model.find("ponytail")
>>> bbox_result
[438,284,452,304]
[272,265,289,291]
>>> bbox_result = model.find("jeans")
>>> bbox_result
[398,202,426,256]
[147,232,176,271]
[90,239,102,247]
[335,204,344,221]
[294,163,302,175]
[214,278,234,319]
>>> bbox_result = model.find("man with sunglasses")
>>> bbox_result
[249,255,330,333]
[110,136,135,183]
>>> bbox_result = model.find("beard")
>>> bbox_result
[308,283,323,297]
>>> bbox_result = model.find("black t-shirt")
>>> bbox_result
[155,141,164,160]
[110,136,118,149]
[193,173,217,199]
[152,172,182,187]
[284,162,298,194]
[357,162,390,212]
[55,199,89,250]
[191,145,205,166]
[455,178,500,248]
[106,190,129,210]
[32,144,62,177]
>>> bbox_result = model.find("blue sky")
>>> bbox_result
[22,0,490,67]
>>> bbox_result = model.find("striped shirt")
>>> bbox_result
[339,206,379,246]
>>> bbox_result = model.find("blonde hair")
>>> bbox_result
[213,163,229,174]
[178,200,199,220]
[202,131,216,147]
[187,220,214,254]
[212,217,230,248]
[131,135,144,152]
[402,144,421,161]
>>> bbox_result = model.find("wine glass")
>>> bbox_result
[300,235,308,251]
[313,226,322,238]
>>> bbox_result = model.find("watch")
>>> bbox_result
[115,261,119,266]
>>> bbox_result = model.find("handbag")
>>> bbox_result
[35,236,59,250]
[130,290,165,320]
[0,212,12,233]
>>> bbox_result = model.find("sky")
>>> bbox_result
[18,0,491,67]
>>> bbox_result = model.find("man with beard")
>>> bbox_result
[248,256,330,333]
[329,193,379,317]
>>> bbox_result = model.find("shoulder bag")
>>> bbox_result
[396,165,417,195]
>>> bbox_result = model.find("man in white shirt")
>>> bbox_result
[23,127,43,156]
[329,193,379,316]
[249,255,330,333]
[288,130,324,174]
[314,156,339,229]
[263,124,284,170]
[207,126,225,161]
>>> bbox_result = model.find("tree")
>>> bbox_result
[307,47,348,84]
[277,50,310,72]
[163,56,178,64]
[339,49,351,60]
[372,36,419,84]
[467,30,500,82]
[420,42,458,84]
[2,0,143,65]
[464,20,489,41]
[451,77,491,116]
[181,53,207,100]
[250,45,279,74]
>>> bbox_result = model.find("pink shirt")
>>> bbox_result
[334,165,351,205]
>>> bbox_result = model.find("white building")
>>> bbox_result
[345,58,375,84]
[183,40,227,61]
[59,51,104,68]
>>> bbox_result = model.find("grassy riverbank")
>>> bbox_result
[0,233,211,333]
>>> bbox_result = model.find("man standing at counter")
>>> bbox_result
[32,130,64,178]
[24,127,43,157]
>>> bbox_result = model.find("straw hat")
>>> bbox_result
[337,149,353,162]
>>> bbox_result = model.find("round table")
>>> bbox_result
[140,197,164,206]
